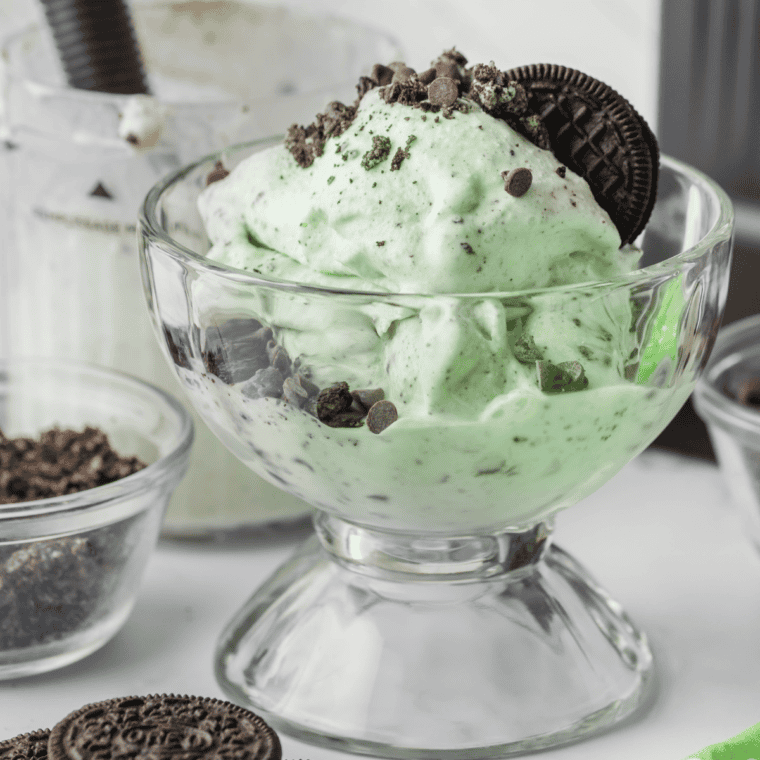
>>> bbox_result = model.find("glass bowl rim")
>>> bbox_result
[0,356,194,520]
[141,148,734,299]
[694,313,760,442]
[2,6,401,110]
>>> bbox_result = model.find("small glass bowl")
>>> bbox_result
[694,314,760,553]
[0,357,193,678]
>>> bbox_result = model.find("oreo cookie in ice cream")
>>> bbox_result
[48,694,281,760]
[501,63,659,245]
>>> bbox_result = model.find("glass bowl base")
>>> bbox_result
[214,522,653,758]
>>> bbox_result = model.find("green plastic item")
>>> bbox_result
[686,721,760,759]
[637,276,685,385]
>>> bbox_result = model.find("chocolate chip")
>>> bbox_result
[283,376,309,408]
[392,66,416,84]
[351,388,385,411]
[435,60,461,81]
[418,67,437,85]
[556,165,567,178]
[206,160,230,185]
[366,400,398,434]
[371,63,394,86]
[295,371,320,397]
[503,167,532,197]
[427,77,459,107]
[268,342,291,375]
[736,377,760,407]
[317,382,354,423]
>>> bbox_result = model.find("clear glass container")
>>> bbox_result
[139,150,733,757]
[0,1,400,538]
[694,314,760,554]
[0,357,192,678]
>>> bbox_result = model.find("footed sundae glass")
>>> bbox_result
[139,147,732,758]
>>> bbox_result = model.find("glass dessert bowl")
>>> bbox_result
[139,146,732,757]
[0,358,192,678]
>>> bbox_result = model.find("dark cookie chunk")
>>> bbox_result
[502,167,533,197]
[266,340,291,375]
[316,382,354,423]
[361,135,392,170]
[366,399,398,434]
[468,63,530,120]
[163,324,192,370]
[295,371,320,398]
[203,319,269,385]
[205,160,229,186]
[435,48,468,67]
[536,360,589,394]
[0,729,50,760]
[326,410,366,428]
[427,77,459,108]
[282,376,309,408]
[513,333,542,363]
[502,63,659,244]
[556,165,567,178]
[351,388,385,411]
[240,367,284,400]
[48,694,281,760]
[0,426,145,503]
[286,100,358,168]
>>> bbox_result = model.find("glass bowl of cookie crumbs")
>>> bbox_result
[694,314,760,555]
[0,357,192,678]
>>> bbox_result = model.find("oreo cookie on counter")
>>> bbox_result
[0,730,50,760]
[47,694,281,760]
[500,63,659,245]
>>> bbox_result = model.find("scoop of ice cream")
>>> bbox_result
[200,88,628,294]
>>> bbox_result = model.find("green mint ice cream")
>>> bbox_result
[200,88,635,293]
[192,55,684,532]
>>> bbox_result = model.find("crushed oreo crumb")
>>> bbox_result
[286,100,358,168]
[361,135,392,170]
[316,382,354,424]
[556,165,567,178]
[536,360,589,394]
[376,240,386,246]
[460,242,475,255]
[0,426,145,504]
[206,160,230,186]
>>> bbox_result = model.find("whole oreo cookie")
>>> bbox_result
[48,694,281,760]
[502,64,659,245]
[0,730,50,760]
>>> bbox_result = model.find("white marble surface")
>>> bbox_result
[1,449,759,759]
